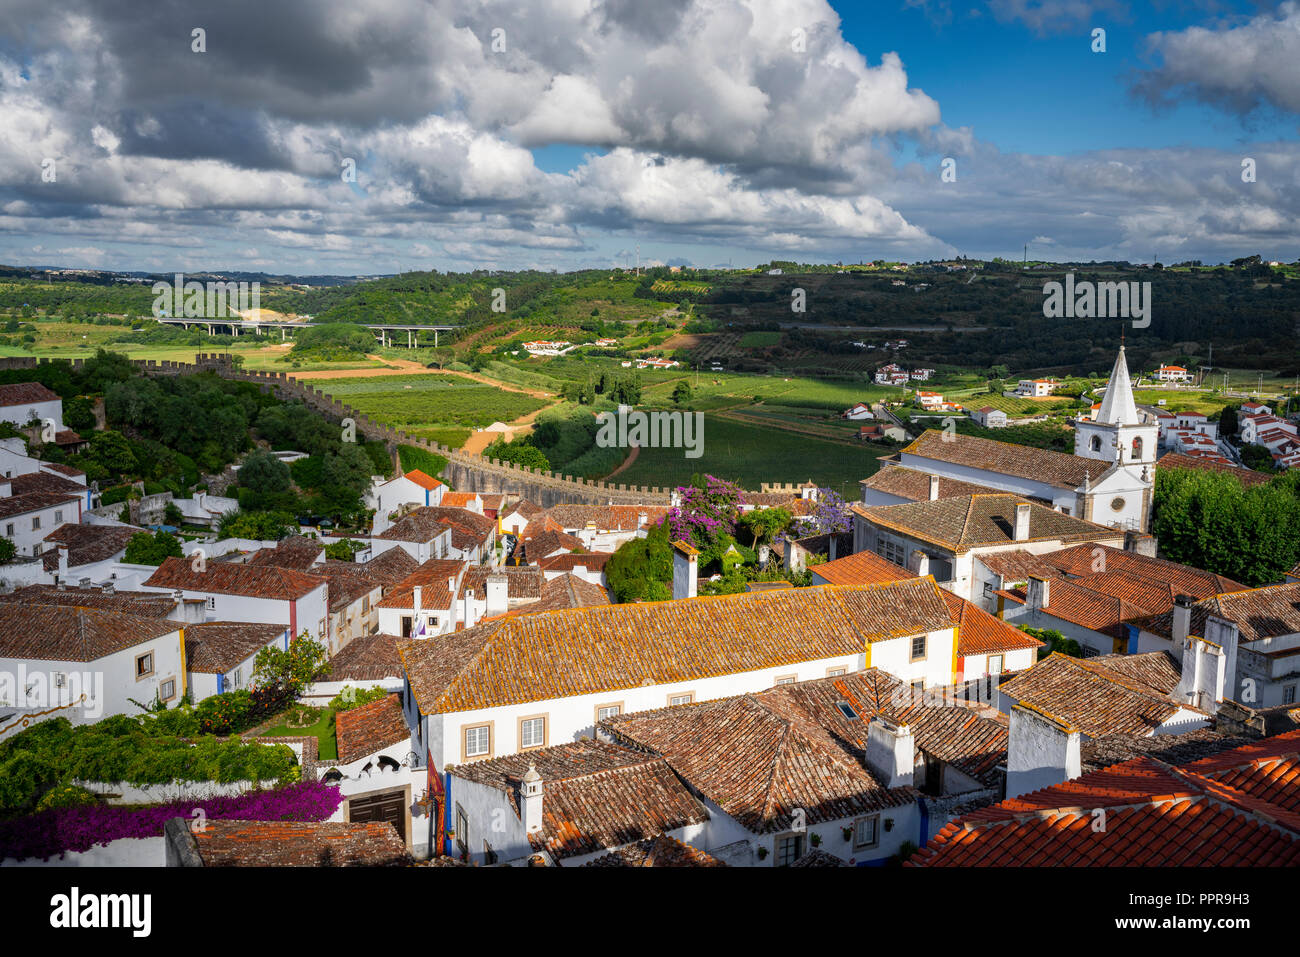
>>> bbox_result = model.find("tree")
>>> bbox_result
[672,381,693,405]
[324,538,366,561]
[667,474,743,548]
[123,531,183,566]
[738,507,793,548]
[484,436,550,471]
[238,450,292,496]
[606,521,673,603]
[1218,403,1239,437]
[252,632,330,693]
[219,510,295,540]
[0,537,15,564]
[799,489,851,535]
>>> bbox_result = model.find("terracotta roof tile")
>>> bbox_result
[940,591,1043,657]
[326,632,404,681]
[184,621,286,674]
[0,603,178,661]
[583,834,727,867]
[143,556,327,600]
[246,535,324,571]
[335,694,411,765]
[859,465,1000,502]
[191,819,409,866]
[858,494,1117,554]
[399,578,955,715]
[1136,582,1300,645]
[40,522,139,571]
[376,559,466,610]
[0,382,60,407]
[899,430,1111,490]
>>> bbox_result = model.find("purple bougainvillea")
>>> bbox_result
[667,475,744,547]
[0,780,344,862]
[797,488,851,536]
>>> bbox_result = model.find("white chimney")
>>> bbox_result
[1176,636,1225,711]
[672,541,698,600]
[1027,575,1051,611]
[928,474,940,501]
[521,764,544,834]
[637,511,647,527]
[865,717,914,788]
[908,549,930,577]
[485,575,507,617]
[1006,705,1080,799]
[462,588,475,629]
[413,585,422,613]
[1013,502,1031,542]
[57,545,68,580]
[1171,594,1194,642]
[447,576,454,595]
[1204,614,1241,702]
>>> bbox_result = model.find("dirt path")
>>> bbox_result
[603,442,640,479]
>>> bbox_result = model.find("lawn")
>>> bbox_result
[614,413,891,499]
[1132,389,1229,416]
[260,706,338,761]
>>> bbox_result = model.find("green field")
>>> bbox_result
[316,374,548,432]
[614,413,888,498]
[738,331,782,348]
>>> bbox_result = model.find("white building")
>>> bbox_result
[1154,365,1192,382]
[184,621,289,700]
[369,470,446,535]
[970,406,1007,429]
[0,382,64,432]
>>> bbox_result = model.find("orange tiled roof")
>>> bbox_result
[376,558,466,610]
[1155,452,1273,487]
[402,469,443,490]
[0,603,178,661]
[858,465,999,502]
[1136,582,1300,645]
[399,578,956,715]
[812,549,916,586]
[1039,543,1247,597]
[184,621,285,674]
[334,693,411,765]
[584,834,727,867]
[191,819,409,866]
[908,739,1300,866]
[143,556,326,600]
[940,591,1042,657]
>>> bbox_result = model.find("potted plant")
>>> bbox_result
[756,846,768,861]
[841,825,853,842]
[810,832,821,847]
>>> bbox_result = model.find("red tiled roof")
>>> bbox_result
[583,834,726,867]
[940,591,1042,657]
[908,744,1300,866]
[41,522,138,571]
[536,552,612,573]
[900,430,1112,490]
[334,694,410,765]
[1155,452,1273,487]
[402,469,443,490]
[812,549,916,586]
[376,559,466,610]
[0,603,178,661]
[858,465,1000,503]
[143,556,326,600]
[184,621,285,674]
[191,819,409,866]
[246,535,324,571]
[1137,582,1300,644]
[326,632,404,681]
[0,382,60,407]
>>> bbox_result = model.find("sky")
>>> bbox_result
[0,0,1297,275]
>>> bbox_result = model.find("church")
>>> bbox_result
[861,345,1156,532]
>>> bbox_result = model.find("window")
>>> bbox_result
[401,616,413,638]
[54,510,63,524]
[159,679,176,701]
[1131,436,1143,460]
[988,655,1004,675]
[595,703,623,723]
[1110,496,1126,512]
[519,715,547,750]
[463,723,492,760]
[853,815,880,849]
[774,674,796,686]
[826,667,846,678]
[910,634,927,661]
[233,667,242,689]
[982,582,994,598]
[4,523,11,537]
[206,596,216,610]
[835,701,858,720]
[483,841,498,865]
[775,833,805,867]
[1286,686,1297,706]
[1089,435,1101,452]
[668,692,694,707]
[877,538,907,567]
[135,652,154,678]
[455,805,469,855]
[31,516,40,531]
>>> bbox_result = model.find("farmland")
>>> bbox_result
[314,374,548,441]
[614,413,891,498]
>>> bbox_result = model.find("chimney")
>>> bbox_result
[908,549,930,577]
[1171,594,1194,642]
[521,765,544,834]
[1176,636,1225,711]
[1013,502,1031,542]
[462,588,475,629]
[1006,705,1080,799]
[101,581,115,595]
[1204,615,1241,703]
[928,474,940,501]
[637,511,647,527]
[672,541,698,600]
[1027,575,1050,611]
[485,574,508,617]
[865,717,914,788]
[57,545,68,580]
[413,585,422,613]
[79,577,91,588]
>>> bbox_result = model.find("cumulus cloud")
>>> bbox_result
[1134,2,1300,116]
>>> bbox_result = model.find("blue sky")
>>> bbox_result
[0,0,1296,274]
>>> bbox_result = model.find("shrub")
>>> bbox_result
[329,686,389,712]
[36,785,99,812]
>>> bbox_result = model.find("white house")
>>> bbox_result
[0,382,63,432]
[1015,379,1058,398]
[397,576,963,797]
[184,621,289,701]
[140,557,331,646]
[369,469,446,534]
[1154,365,1192,382]
[970,406,1007,429]
[0,476,83,557]
[376,558,468,638]
[842,402,875,421]
[0,604,185,729]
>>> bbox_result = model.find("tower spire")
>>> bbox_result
[1095,343,1139,426]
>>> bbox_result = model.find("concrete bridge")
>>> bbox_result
[154,318,459,347]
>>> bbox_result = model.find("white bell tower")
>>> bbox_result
[1074,344,1157,468]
